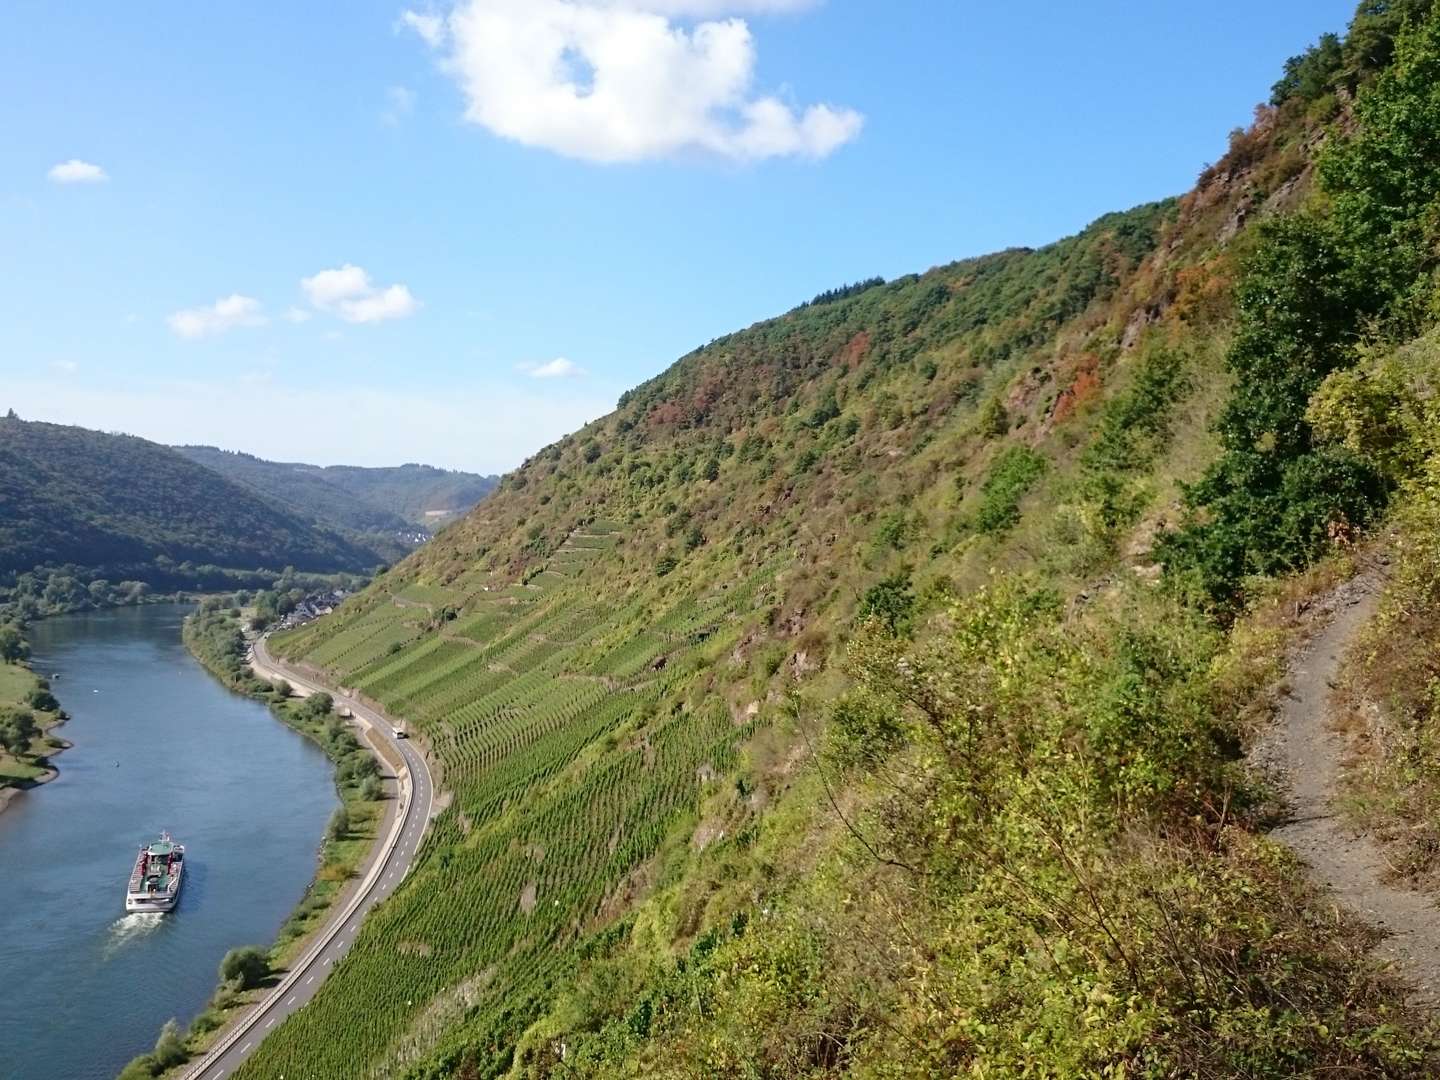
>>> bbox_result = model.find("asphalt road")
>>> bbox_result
[179,637,435,1080]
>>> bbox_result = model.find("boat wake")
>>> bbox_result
[106,912,165,955]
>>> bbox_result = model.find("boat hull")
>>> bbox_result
[125,888,180,913]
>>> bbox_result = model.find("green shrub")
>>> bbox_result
[219,946,270,990]
[153,1019,187,1069]
[973,446,1047,533]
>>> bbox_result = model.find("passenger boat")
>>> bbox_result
[125,833,184,912]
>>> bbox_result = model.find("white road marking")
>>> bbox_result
[305,975,314,985]
[287,996,296,1005]
[265,1018,275,1029]
[240,1043,252,1053]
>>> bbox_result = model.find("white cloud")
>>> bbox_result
[301,264,421,323]
[283,306,313,324]
[398,9,447,46]
[614,1,817,12]
[167,294,268,339]
[48,159,109,184]
[522,357,586,379]
[51,360,79,374]
[382,85,418,125]
[406,0,862,163]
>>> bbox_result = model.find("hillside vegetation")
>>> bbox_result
[317,463,498,526]
[0,418,376,602]
[245,4,1440,1077]
[174,447,498,552]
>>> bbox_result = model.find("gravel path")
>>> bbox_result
[1261,568,1440,1006]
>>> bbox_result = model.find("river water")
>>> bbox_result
[0,605,338,1080]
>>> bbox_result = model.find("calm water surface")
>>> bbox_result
[0,605,337,1080]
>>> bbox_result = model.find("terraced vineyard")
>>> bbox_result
[233,184,1263,1076]
[247,526,782,1077]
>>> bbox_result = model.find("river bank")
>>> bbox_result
[0,606,341,1080]
[116,603,394,1080]
[0,642,71,814]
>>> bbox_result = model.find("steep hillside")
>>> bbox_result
[174,448,498,535]
[0,418,376,583]
[244,5,1440,1078]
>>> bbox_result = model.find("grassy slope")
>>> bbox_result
[240,9,1440,1077]
[0,660,61,786]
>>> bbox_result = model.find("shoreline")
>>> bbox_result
[173,629,434,1079]
[0,660,73,817]
[127,606,402,1079]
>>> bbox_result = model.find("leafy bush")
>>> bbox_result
[857,573,915,635]
[1165,10,1440,608]
[973,446,1047,533]
[219,946,270,990]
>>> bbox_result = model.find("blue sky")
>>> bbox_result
[2,0,1357,472]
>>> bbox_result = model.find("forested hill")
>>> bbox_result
[174,447,498,534]
[311,463,498,526]
[247,3,1440,1078]
[0,418,376,580]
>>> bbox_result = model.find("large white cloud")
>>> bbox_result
[167,294,267,339]
[301,264,421,323]
[48,159,109,184]
[400,0,861,163]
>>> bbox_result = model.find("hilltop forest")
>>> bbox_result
[229,3,1440,1077]
[173,446,499,561]
[0,418,378,615]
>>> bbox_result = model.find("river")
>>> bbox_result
[0,605,338,1080]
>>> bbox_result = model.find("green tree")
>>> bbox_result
[858,573,916,636]
[0,708,38,756]
[153,1019,187,1069]
[26,686,59,712]
[1163,9,1440,607]
[328,806,351,841]
[977,395,1009,437]
[0,624,28,664]
[219,946,270,990]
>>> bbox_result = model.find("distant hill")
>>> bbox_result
[173,448,498,533]
[0,418,376,582]
[308,463,499,526]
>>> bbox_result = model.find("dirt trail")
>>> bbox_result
[1262,569,1440,1006]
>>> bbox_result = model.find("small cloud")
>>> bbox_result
[51,360,79,374]
[167,294,268,339]
[48,159,109,184]
[398,9,446,47]
[123,313,140,324]
[323,330,344,341]
[382,85,417,126]
[301,264,420,324]
[283,306,312,324]
[521,357,586,379]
